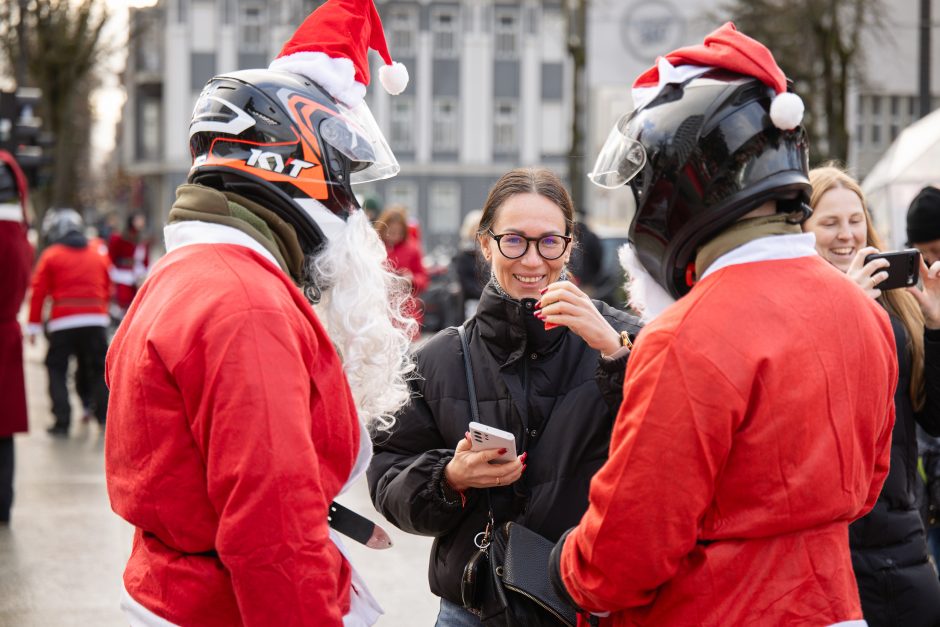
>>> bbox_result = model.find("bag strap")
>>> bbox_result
[457,324,479,423]
[457,324,495,525]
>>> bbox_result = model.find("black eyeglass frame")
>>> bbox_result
[486,229,573,260]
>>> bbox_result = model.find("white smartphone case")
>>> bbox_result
[468,421,517,464]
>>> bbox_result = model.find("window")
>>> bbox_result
[431,7,459,57]
[390,97,415,151]
[388,6,417,57]
[139,98,161,161]
[432,98,459,151]
[428,183,461,234]
[387,182,418,213]
[493,100,518,152]
[240,5,265,52]
[494,7,520,59]
[540,10,565,61]
[540,101,566,155]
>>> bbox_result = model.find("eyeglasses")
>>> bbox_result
[487,230,572,260]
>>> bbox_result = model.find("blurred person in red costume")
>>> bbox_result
[107,211,149,321]
[0,151,34,524]
[375,204,428,332]
[27,208,111,435]
[548,24,897,626]
[104,0,415,625]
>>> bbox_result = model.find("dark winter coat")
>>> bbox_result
[850,317,940,627]
[367,283,641,606]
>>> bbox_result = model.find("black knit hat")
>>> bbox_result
[907,186,940,244]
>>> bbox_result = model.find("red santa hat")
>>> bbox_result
[269,0,409,109]
[632,22,804,131]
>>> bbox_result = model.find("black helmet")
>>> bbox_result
[42,208,84,243]
[188,69,399,255]
[591,72,810,298]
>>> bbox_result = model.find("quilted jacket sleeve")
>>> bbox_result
[367,375,478,537]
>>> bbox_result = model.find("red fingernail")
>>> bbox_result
[522,464,527,471]
[544,322,558,330]
[539,287,548,294]
[535,312,545,320]
[521,452,528,462]
[534,302,542,310]
[498,448,507,455]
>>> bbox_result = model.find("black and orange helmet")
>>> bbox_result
[188,69,399,254]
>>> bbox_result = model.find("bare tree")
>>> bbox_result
[564,0,587,211]
[0,0,110,211]
[717,0,885,163]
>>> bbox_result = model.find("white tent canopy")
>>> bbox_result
[862,107,940,248]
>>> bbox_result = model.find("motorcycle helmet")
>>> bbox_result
[42,208,84,243]
[590,23,810,298]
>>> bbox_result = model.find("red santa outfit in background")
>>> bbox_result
[28,209,111,434]
[0,152,34,524]
[105,1,414,625]
[107,212,149,321]
[548,24,897,626]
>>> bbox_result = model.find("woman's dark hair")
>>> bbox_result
[478,168,575,237]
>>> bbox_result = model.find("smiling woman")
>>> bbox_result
[368,167,643,626]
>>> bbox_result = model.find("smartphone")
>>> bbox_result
[864,249,921,291]
[468,422,517,464]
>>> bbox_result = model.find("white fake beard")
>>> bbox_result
[304,210,416,432]
[618,243,677,323]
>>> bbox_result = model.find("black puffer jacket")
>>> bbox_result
[850,317,940,627]
[367,284,641,606]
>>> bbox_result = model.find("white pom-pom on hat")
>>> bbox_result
[769,91,804,131]
[379,61,409,95]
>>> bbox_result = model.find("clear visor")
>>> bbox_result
[320,100,399,184]
[588,113,647,189]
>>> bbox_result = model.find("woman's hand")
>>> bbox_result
[443,433,526,492]
[908,258,940,330]
[536,281,621,356]
[847,246,890,300]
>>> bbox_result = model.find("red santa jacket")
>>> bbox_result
[0,210,33,436]
[28,237,110,334]
[105,235,360,626]
[560,237,896,626]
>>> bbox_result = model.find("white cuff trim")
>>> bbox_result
[0,204,23,222]
[47,314,109,332]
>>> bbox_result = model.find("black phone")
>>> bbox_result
[864,249,921,290]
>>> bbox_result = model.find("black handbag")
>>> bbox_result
[455,325,577,627]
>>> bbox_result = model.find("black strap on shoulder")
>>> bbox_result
[457,324,479,423]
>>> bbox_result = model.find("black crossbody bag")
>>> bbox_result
[455,325,576,627]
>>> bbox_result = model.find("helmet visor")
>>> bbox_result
[322,100,400,184]
[588,113,647,189]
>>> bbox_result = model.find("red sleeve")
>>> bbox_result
[179,310,346,627]
[28,250,52,326]
[559,327,740,612]
[407,241,429,295]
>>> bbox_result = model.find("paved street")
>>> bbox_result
[0,334,439,626]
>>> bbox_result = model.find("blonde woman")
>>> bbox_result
[804,165,940,627]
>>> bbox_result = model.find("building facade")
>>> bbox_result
[119,0,939,251]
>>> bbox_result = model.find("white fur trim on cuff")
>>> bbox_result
[0,204,23,222]
[269,52,365,108]
[26,323,43,337]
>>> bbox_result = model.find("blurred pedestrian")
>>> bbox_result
[376,205,428,332]
[567,208,603,295]
[908,186,940,267]
[0,151,34,524]
[550,24,896,625]
[361,194,383,223]
[27,209,111,435]
[108,211,149,322]
[803,165,940,626]
[105,0,415,624]
[452,209,487,319]
[368,168,641,626]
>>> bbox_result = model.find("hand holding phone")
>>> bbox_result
[864,249,920,291]
[468,422,517,464]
